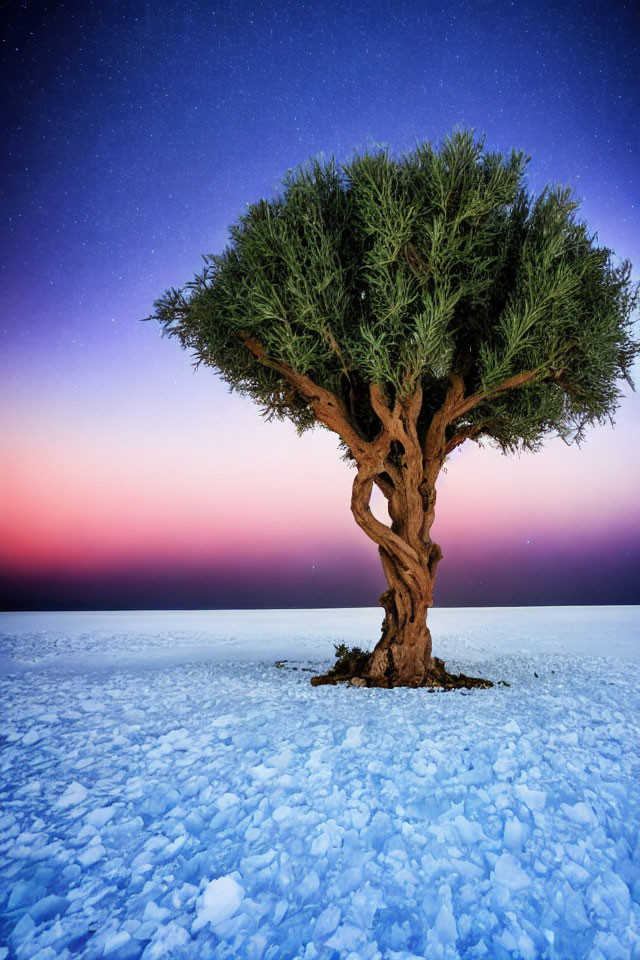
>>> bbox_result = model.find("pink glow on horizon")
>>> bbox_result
[1,403,358,575]
[3,377,639,587]
[433,431,640,547]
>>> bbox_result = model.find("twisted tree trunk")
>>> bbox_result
[311,380,492,689]
[366,543,438,685]
[348,464,465,687]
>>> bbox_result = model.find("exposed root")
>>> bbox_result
[310,655,493,690]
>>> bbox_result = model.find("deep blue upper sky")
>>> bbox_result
[3,0,638,362]
[1,0,639,609]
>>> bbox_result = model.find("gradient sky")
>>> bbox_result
[1,0,639,611]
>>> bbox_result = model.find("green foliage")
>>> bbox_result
[148,131,639,452]
[334,643,367,660]
[332,644,371,677]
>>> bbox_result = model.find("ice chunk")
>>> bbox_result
[78,842,105,866]
[349,804,370,830]
[8,880,42,910]
[564,889,590,930]
[184,811,205,836]
[349,883,383,928]
[563,860,590,886]
[364,810,392,850]
[248,764,277,782]
[435,903,457,945]
[274,900,288,925]
[587,871,631,920]
[86,805,117,827]
[103,930,132,956]
[27,895,69,923]
[272,748,293,769]
[493,853,531,893]
[515,784,547,811]
[592,931,633,960]
[516,931,537,960]
[23,727,45,746]
[325,923,362,952]
[56,781,88,808]
[299,870,320,900]
[10,913,35,943]
[310,830,331,857]
[411,757,437,777]
[171,883,198,910]
[80,699,104,712]
[211,714,234,727]
[142,921,190,959]
[182,775,208,797]
[503,818,525,852]
[343,726,363,748]
[143,900,171,923]
[273,805,293,823]
[192,875,245,932]
[561,801,597,826]
[159,727,190,748]
[454,814,486,844]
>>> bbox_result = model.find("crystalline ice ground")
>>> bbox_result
[0,607,638,959]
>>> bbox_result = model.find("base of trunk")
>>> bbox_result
[310,654,493,690]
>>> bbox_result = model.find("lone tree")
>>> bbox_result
[148,132,638,689]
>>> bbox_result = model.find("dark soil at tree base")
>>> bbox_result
[310,654,493,689]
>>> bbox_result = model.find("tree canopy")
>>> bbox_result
[149,131,638,456]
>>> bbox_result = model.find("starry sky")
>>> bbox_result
[1,0,639,611]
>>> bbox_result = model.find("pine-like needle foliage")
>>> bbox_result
[148,132,638,453]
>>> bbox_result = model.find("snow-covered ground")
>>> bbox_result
[1,606,638,960]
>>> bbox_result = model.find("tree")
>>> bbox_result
[147,131,638,689]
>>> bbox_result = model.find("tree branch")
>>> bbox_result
[237,333,368,459]
[369,383,426,545]
[448,368,542,422]
[369,383,394,430]
[424,372,465,464]
[552,376,587,398]
[369,383,423,460]
[351,469,422,571]
[424,369,541,472]
[444,419,496,454]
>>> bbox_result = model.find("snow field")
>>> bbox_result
[0,608,639,959]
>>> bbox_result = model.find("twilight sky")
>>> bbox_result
[1,0,639,611]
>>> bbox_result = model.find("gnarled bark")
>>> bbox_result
[365,547,434,684]
[311,379,492,689]
[311,468,491,689]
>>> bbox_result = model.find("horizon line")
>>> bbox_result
[2,601,639,616]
